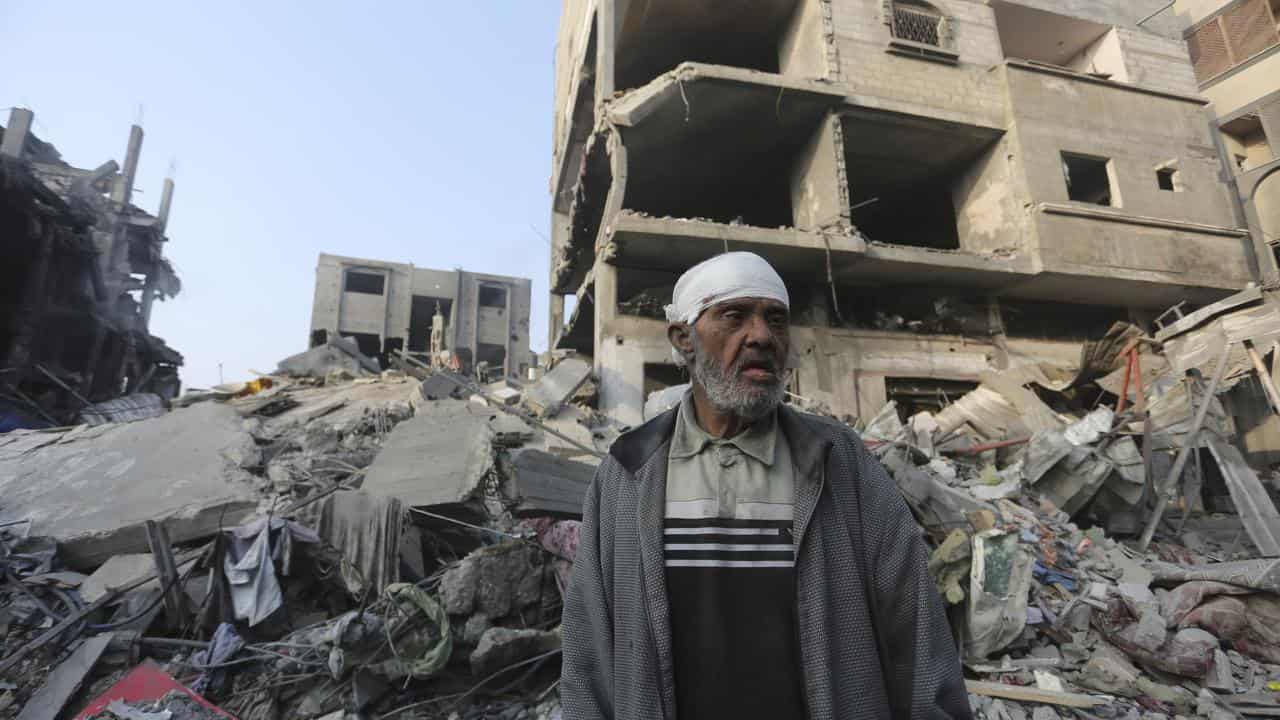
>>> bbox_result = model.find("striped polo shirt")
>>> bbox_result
[664,392,805,719]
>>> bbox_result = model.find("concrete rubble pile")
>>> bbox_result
[863,287,1280,719]
[11,288,1280,718]
[0,341,614,720]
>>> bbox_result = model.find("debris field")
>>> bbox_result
[7,287,1280,718]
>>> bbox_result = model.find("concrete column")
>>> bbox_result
[1,108,33,158]
[549,294,565,349]
[599,337,646,428]
[112,125,144,205]
[790,113,848,231]
[156,178,175,230]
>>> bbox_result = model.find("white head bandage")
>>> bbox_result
[665,252,789,364]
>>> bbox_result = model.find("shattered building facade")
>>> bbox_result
[1175,0,1280,271]
[548,0,1278,428]
[0,108,182,429]
[309,253,534,378]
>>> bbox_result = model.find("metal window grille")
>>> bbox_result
[892,4,942,47]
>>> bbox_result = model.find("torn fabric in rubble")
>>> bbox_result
[222,516,320,626]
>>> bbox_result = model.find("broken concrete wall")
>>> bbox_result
[951,135,1029,256]
[0,402,259,568]
[309,253,414,355]
[779,0,831,79]
[830,0,1007,128]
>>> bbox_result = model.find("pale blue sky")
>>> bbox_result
[1,1,559,388]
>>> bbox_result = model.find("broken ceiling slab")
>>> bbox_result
[606,62,845,131]
[360,399,496,515]
[506,449,596,519]
[0,402,260,569]
[524,358,592,418]
[608,212,865,278]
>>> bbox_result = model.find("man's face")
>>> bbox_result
[680,297,790,420]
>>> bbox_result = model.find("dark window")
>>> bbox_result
[1157,168,1178,191]
[341,332,382,360]
[479,285,508,308]
[1061,152,1115,206]
[344,271,385,295]
[885,377,978,422]
[476,343,508,379]
[310,329,328,348]
[409,295,453,353]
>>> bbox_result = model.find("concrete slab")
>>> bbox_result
[0,402,261,569]
[507,449,596,519]
[360,399,495,512]
[524,358,591,418]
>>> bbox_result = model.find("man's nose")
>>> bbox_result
[743,313,775,347]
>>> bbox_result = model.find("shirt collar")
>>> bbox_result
[669,390,777,466]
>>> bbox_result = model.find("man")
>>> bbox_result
[561,252,971,720]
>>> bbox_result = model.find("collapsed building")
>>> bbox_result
[547,0,1279,429]
[308,253,534,379]
[0,108,182,430]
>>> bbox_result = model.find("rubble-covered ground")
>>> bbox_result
[7,288,1280,718]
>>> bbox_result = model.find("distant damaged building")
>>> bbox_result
[549,0,1277,427]
[0,108,182,429]
[309,253,534,379]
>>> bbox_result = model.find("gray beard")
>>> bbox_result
[689,335,786,422]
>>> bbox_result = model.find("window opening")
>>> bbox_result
[341,332,382,360]
[1156,167,1179,192]
[892,1,943,46]
[479,285,508,309]
[885,377,978,421]
[344,271,385,295]
[1061,152,1115,206]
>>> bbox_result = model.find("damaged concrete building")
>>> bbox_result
[548,0,1279,427]
[1174,0,1280,271]
[0,108,182,429]
[309,253,534,378]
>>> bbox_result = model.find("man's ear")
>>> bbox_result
[668,323,693,359]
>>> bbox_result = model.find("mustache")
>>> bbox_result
[731,353,781,375]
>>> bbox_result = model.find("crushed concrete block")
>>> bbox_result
[1079,644,1141,697]
[524,358,591,417]
[490,387,521,406]
[0,402,260,569]
[440,543,551,619]
[469,627,560,677]
[463,614,493,646]
[361,399,495,513]
[507,449,596,519]
[1207,649,1235,692]
[278,336,379,378]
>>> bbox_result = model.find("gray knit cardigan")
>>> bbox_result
[560,404,972,720]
